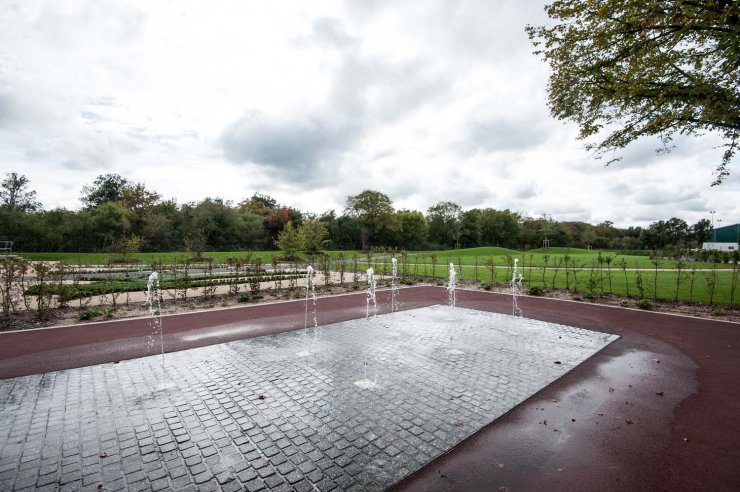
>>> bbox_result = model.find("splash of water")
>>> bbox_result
[366,267,377,319]
[391,258,399,312]
[353,361,379,390]
[304,265,317,331]
[511,258,524,317]
[145,271,165,372]
[447,262,457,307]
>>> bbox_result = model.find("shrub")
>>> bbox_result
[527,286,545,296]
[712,308,726,316]
[79,308,99,320]
[636,299,652,310]
[480,281,493,291]
[238,292,250,303]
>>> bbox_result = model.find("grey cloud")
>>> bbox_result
[0,91,16,127]
[630,187,708,216]
[467,119,548,153]
[448,187,493,209]
[368,61,450,123]
[582,133,720,174]
[680,198,710,213]
[515,183,537,200]
[609,182,632,196]
[345,0,543,63]
[33,1,144,49]
[312,18,354,48]
[635,188,702,206]
[220,111,361,182]
[0,83,36,128]
[220,17,452,185]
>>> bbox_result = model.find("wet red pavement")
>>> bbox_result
[1,286,739,491]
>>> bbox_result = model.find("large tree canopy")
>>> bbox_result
[344,190,394,248]
[0,172,41,213]
[527,0,740,184]
[80,174,130,208]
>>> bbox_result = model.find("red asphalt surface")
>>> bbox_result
[1,286,738,491]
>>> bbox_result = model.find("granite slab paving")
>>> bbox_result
[0,305,618,491]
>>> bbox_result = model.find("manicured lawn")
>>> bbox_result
[405,246,735,270]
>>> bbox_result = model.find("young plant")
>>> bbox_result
[688,267,697,303]
[703,266,718,306]
[604,255,614,294]
[0,257,28,321]
[541,254,550,289]
[650,258,662,301]
[635,268,646,299]
[337,252,346,285]
[730,263,739,308]
[618,258,630,296]
[674,260,685,302]
[249,259,262,300]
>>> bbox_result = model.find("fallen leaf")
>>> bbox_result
[655,391,664,396]
[557,468,564,472]
[257,395,266,400]
[608,388,615,392]
[543,419,547,425]
[554,361,562,365]
[571,418,576,422]
[553,428,559,432]
[97,485,105,491]
[683,437,689,443]
[394,427,401,432]
[626,418,634,424]
[99,451,108,458]
[597,413,604,416]
[497,463,505,469]
[454,422,464,427]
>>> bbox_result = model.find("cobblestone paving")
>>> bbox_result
[0,305,617,491]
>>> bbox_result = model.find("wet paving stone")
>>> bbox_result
[0,305,616,491]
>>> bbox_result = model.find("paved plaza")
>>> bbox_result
[0,305,617,491]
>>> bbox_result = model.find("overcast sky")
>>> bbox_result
[1,0,737,228]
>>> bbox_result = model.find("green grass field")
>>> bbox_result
[11,247,739,306]
[405,246,735,269]
[14,247,735,270]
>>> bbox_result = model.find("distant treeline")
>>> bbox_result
[0,173,713,254]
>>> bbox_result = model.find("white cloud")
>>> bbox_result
[0,0,736,228]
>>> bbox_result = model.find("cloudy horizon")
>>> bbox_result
[1,0,738,228]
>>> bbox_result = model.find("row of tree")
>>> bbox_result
[0,172,713,254]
